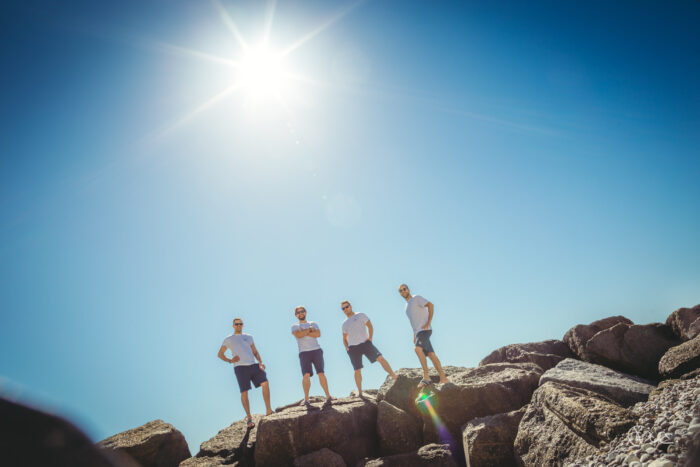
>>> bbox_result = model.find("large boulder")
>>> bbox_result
[356,443,458,467]
[479,340,575,371]
[514,381,636,466]
[293,448,346,467]
[658,334,700,379]
[540,358,655,407]
[377,400,422,455]
[462,407,526,467]
[563,315,633,361]
[180,414,262,466]
[0,397,135,467]
[99,420,190,467]
[253,396,378,467]
[666,304,700,341]
[584,322,680,379]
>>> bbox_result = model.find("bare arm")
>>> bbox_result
[423,301,434,329]
[217,345,239,364]
[308,326,321,338]
[366,320,374,341]
[292,328,310,338]
[250,343,266,370]
[343,333,349,351]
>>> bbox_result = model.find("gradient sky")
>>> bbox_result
[1,0,699,452]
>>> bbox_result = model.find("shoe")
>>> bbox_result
[246,417,255,429]
[417,378,431,388]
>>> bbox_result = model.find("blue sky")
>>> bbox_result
[1,0,699,452]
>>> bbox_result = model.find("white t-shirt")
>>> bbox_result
[291,321,321,353]
[405,295,431,335]
[342,312,370,346]
[222,333,257,367]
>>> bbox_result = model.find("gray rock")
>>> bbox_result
[479,340,575,371]
[294,448,346,467]
[563,316,633,361]
[183,414,262,466]
[99,420,191,467]
[377,401,422,455]
[658,335,700,379]
[665,304,700,341]
[540,359,655,407]
[356,443,458,466]
[179,457,225,466]
[254,396,378,467]
[462,407,526,467]
[584,322,680,379]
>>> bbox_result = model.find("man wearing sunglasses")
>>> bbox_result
[292,306,333,406]
[341,301,397,397]
[218,318,273,429]
[398,284,448,388]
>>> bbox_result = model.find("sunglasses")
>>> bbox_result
[342,305,351,310]
[234,322,244,326]
[399,287,408,292]
[295,310,306,315]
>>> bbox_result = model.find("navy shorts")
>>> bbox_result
[347,340,382,370]
[299,348,325,376]
[234,364,268,393]
[415,330,435,354]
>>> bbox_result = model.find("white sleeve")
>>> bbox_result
[291,324,299,334]
[416,296,428,307]
[361,313,369,324]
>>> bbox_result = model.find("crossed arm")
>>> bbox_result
[292,326,321,339]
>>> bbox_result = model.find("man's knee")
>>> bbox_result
[303,373,311,379]
[415,346,425,355]
[377,355,385,363]
[260,381,269,388]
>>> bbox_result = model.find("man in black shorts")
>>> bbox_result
[217,318,273,428]
[398,284,448,387]
[291,306,333,406]
[341,300,397,397]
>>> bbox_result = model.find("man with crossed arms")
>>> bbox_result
[291,305,333,406]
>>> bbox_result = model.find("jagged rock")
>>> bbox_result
[356,443,458,466]
[377,400,422,455]
[0,397,135,467]
[479,340,575,371]
[180,415,262,467]
[666,304,700,341]
[253,396,378,466]
[462,407,526,467]
[179,457,225,466]
[540,358,655,407]
[563,315,633,361]
[293,447,346,467]
[584,322,680,379]
[99,419,190,467]
[658,334,700,379]
[514,382,636,466]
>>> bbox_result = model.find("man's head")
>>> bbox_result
[232,317,244,333]
[294,306,307,321]
[341,300,353,316]
[398,283,411,299]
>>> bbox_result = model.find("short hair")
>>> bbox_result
[294,306,306,314]
[341,300,350,307]
[399,283,409,290]
[232,317,243,324]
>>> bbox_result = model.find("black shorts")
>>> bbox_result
[347,340,382,370]
[299,348,325,376]
[234,364,268,393]
[415,330,435,354]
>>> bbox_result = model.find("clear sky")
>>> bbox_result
[1,0,699,452]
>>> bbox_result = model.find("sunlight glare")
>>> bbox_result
[238,45,289,101]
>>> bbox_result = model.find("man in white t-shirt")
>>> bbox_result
[291,306,333,406]
[341,300,397,397]
[398,284,448,387]
[217,318,273,428]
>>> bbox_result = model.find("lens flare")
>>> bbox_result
[415,390,459,459]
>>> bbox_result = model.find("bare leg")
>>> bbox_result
[428,352,448,383]
[240,391,251,419]
[261,381,273,415]
[354,369,362,395]
[302,374,311,401]
[415,346,430,380]
[377,356,398,379]
[318,373,331,398]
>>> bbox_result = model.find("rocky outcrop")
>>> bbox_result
[563,315,633,361]
[180,414,262,466]
[0,397,136,467]
[98,419,190,467]
[377,400,422,455]
[357,443,458,466]
[293,448,346,467]
[462,407,526,467]
[584,322,680,379]
[540,358,655,407]
[666,304,700,341]
[514,381,636,466]
[659,334,700,379]
[479,339,575,371]
[253,396,378,467]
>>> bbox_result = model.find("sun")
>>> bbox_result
[237,45,290,103]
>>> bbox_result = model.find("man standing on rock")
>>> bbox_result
[292,306,334,406]
[218,318,273,428]
[341,300,397,396]
[398,284,448,387]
